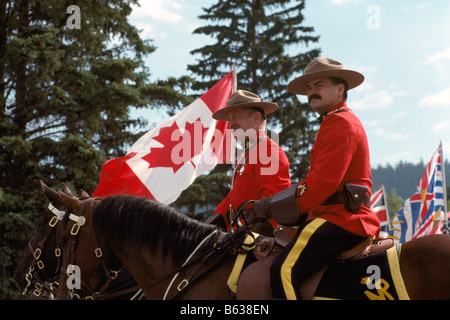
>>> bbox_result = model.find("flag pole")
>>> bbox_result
[232,64,237,93]
[439,140,448,233]
[232,64,238,171]
[382,184,391,229]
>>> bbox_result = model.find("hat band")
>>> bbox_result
[228,99,261,107]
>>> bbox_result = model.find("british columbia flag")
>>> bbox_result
[388,143,447,243]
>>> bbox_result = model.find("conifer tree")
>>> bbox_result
[176,0,320,214]
[0,0,191,298]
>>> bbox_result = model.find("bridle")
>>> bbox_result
[22,196,135,300]
[21,203,65,299]
[62,197,122,300]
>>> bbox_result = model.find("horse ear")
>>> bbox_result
[58,190,80,211]
[61,182,76,197]
[80,189,90,199]
[40,180,60,204]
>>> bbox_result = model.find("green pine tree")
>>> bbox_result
[386,189,405,222]
[0,0,191,299]
[175,0,320,214]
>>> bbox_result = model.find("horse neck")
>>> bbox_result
[104,227,224,299]
[105,236,190,299]
[92,196,222,298]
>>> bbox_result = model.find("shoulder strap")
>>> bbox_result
[318,108,353,124]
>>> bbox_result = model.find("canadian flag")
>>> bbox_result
[93,70,235,204]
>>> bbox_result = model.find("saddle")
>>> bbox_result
[252,225,394,261]
[231,226,399,299]
[228,226,398,298]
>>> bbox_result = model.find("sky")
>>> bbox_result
[129,0,450,168]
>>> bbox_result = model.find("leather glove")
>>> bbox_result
[243,186,300,226]
[247,198,270,222]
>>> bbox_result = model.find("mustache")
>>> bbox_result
[308,94,322,103]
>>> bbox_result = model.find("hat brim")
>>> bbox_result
[212,102,278,121]
[287,69,364,95]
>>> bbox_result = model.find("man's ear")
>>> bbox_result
[337,83,345,99]
[252,109,263,125]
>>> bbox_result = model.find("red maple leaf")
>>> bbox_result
[141,118,210,173]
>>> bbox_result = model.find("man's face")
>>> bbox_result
[305,77,344,115]
[226,108,260,143]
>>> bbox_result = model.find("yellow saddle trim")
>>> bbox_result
[227,232,259,293]
[386,245,410,300]
[312,296,341,300]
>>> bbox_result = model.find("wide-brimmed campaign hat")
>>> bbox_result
[287,57,364,95]
[212,89,278,121]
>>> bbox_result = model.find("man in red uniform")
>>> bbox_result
[206,90,291,234]
[246,57,381,299]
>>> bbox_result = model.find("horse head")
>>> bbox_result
[56,192,121,300]
[14,181,89,299]
[54,194,230,300]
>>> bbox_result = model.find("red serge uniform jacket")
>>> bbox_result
[295,102,380,237]
[214,133,291,229]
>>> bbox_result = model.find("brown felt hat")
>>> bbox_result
[287,57,364,95]
[212,90,278,121]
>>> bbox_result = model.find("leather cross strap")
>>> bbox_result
[86,198,119,280]
[64,198,121,299]
[97,231,230,300]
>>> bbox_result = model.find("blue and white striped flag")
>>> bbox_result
[388,143,446,243]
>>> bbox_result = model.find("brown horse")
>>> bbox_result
[14,182,139,300]
[237,233,450,300]
[55,191,450,300]
[55,193,243,300]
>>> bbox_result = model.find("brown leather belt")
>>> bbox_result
[321,191,370,207]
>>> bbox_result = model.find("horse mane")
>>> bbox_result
[93,195,218,265]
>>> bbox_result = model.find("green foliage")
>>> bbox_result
[176,0,321,213]
[189,0,321,176]
[385,188,404,221]
[175,173,232,221]
[0,0,191,299]
[372,160,450,218]
[2,0,445,301]
[372,160,450,200]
